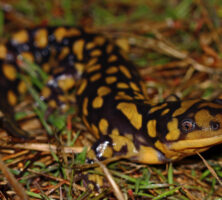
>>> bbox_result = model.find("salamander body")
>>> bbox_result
[1,27,222,164]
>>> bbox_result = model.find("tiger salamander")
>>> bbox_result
[1,27,222,165]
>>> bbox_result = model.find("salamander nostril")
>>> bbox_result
[210,121,220,131]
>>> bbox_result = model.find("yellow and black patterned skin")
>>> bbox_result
[1,27,222,165]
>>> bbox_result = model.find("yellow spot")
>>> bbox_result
[58,76,75,91]
[117,91,127,97]
[108,55,118,62]
[198,102,222,109]
[41,87,51,98]
[82,116,90,130]
[134,92,145,100]
[130,82,140,91]
[42,63,50,72]
[92,96,103,108]
[90,73,101,82]
[58,95,66,102]
[106,44,113,54]
[115,38,129,52]
[97,86,111,96]
[83,97,88,116]
[117,102,142,130]
[117,82,129,89]
[147,120,157,138]
[110,134,136,155]
[88,174,104,188]
[172,100,199,117]
[106,66,118,74]
[117,91,133,100]
[149,103,167,114]
[76,79,87,95]
[86,42,95,49]
[161,108,170,116]
[0,44,7,59]
[12,30,29,44]
[140,81,148,98]
[154,140,165,153]
[90,49,102,57]
[73,39,85,60]
[20,52,34,62]
[18,81,27,94]
[53,67,64,74]
[8,90,17,106]
[59,47,70,60]
[49,100,57,108]
[87,58,98,67]
[87,64,101,73]
[94,36,106,46]
[105,76,117,84]
[115,93,133,101]
[2,64,17,81]
[194,109,213,128]
[67,28,81,37]
[75,63,84,74]
[34,29,48,48]
[111,128,119,136]
[99,118,109,135]
[137,146,162,164]
[166,118,180,141]
[54,27,67,42]
[91,124,100,138]
[102,146,113,158]
[119,65,132,79]
[84,27,94,33]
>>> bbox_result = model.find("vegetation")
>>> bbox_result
[0,0,222,199]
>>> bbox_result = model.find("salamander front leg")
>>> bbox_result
[83,134,138,191]
[87,134,138,163]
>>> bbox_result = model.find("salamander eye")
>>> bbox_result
[181,119,195,133]
[210,121,220,131]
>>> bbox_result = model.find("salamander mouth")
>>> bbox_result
[168,134,222,151]
[155,134,222,162]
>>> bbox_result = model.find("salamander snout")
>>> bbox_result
[158,100,222,162]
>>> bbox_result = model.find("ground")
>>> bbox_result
[0,0,222,199]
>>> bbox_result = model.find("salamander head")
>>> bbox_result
[154,99,222,162]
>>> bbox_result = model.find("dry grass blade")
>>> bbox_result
[2,143,86,153]
[133,34,222,74]
[96,159,125,200]
[0,154,29,200]
[197,152,222,186]
[181,186,202,200]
